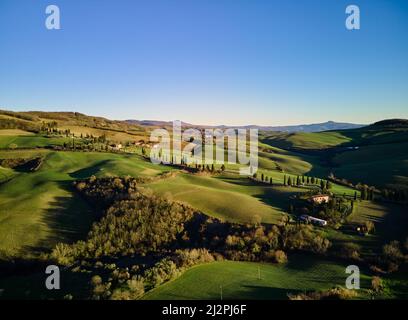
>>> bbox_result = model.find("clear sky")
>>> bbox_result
[0,0,407,125]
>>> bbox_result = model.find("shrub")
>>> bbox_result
[250,214,262,226]
[382,241,404,266]
[338,242,361,261]
[144,258,180,289]
[110,277,145,300]
[274,250,288,264]
[288,287,357,300]
[284,224,331,254]
[175,248,214,268]
[90,275,111,300]
[50,243,74,266]
[364,221,375,234]
[371,276,383,293]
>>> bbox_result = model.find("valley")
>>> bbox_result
[0,110,407,300]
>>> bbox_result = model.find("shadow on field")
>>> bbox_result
[215,176,259,187]
[32,182,96,253]
[69,159,111,179]
[237,285,299,300]
[346,201,408,247]
[364,203,408,242]
[0,260,92,300]
[284,254,321,272]
[215,176,292,212]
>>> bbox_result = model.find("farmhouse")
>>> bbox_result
[309,194,330,204]
[300,214,327,227]
[110,143,123,151]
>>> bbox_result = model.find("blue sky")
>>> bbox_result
[0,0,407,125]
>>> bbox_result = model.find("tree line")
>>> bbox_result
[49,176,334,299]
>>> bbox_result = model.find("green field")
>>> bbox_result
[260,123,408,190]
[347,201,408,243]
[146,173,306,224]
[319,200,408,259]
[0,134,72,149]
[261,123,408,152]
[257,142,324,174]
[332,142,408,189]
[0,145,354,257]
[262,131,351,150]
[0,147,359,257]
[0,129,35,136]
[0,166,16,184]
[143,255,371,300]
[0,114,407,300]
[0,150,171,257]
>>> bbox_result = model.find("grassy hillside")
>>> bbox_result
[322,200,408,259]
[347,201,408,244]
[0,109,149,144]
[0,151,170,258]
[260,121,408,189]
[258,142,323,174]
[0,134,72,149]
[0,166,16,184]
[143,255,371,300]
[261,131,351,150]
[0,112,401,258]
[332,142,408,189]
[0,149,358,258]
[0,127,359,258]
[262,120,408,151]
[146,173,305,224]
[0,129,36,136]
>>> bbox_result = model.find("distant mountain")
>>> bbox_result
[251,121,365,132]
[125,120,193,127]
[125,119,365,133]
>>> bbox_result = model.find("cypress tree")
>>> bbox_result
[361,187,367,200]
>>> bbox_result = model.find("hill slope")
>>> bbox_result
[143,256,371,300]
[260,119,408,189]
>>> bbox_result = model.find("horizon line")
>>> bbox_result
[3,107,406,128]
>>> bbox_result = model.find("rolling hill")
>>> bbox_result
[126,119,365,133]
[0,150,172,257]
[143,255,371,300]
[261,119,408,189]
[0,110,407,300]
